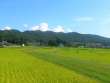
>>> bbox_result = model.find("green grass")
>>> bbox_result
[0,47,110,83]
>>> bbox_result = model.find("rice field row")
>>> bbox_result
[25,47,110,83]
[0,47,100,83]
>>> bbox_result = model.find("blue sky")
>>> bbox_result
[0,0,110,37]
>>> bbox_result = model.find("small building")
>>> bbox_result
[22,44,25,47]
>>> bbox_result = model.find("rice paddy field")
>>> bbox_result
[0,47,110,83]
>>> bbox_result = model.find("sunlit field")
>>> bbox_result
[0,47,110,83]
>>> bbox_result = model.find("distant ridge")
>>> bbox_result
[0,30,110,47]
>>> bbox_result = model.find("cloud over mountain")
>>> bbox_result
[30,22,69,32]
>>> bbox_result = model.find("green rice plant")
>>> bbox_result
[0,47,99,83]
[26,47,110,83]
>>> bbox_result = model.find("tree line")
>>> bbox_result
[0,29,110,48]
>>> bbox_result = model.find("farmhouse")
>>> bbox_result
[0,41,9,47]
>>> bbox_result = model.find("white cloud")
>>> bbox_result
[30,23,73,33]
[30,22,49,31]
[23,24,28,28]
[75,17,94,22]
[66,28,73,32]
[52,25,65,32]
[39,23,48,31]
[31,26,39,31]
[2,26,12,30]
